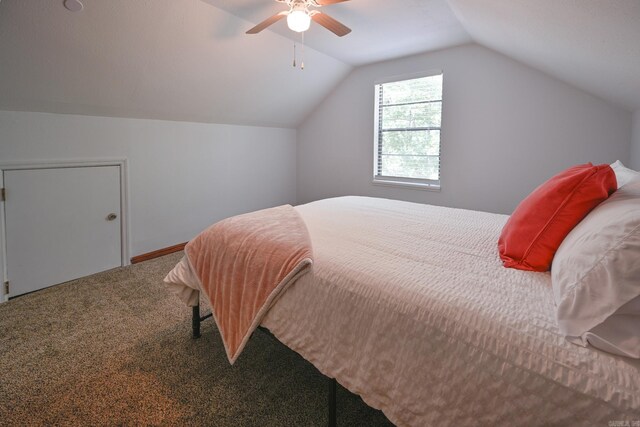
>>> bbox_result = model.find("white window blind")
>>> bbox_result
[374,73,443,189]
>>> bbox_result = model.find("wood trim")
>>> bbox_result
[131,242,187,264]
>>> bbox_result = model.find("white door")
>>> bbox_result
[3,166,122,297]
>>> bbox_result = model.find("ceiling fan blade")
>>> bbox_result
[310,11,351,37]
[246,11,288,34]
[315,0,350,5]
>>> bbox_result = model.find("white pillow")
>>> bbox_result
[610,160,640,188]
[552,181,640,344]
[579,295,640,358]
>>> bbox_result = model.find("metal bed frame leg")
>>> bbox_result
[192,294,212,339]
[328,377,337,427]
[190,300,338,425]
[192,305,201,339]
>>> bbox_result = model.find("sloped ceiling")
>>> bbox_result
[0,0,351,128]
[204,0,472,66]
[0,0,638,129]
[448,0,640,111]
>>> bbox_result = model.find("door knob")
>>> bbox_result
[106,213,118,221]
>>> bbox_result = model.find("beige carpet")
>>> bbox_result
[0,252,393,426]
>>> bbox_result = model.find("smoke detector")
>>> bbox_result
[64,0,83,12]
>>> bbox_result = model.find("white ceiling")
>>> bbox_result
[448,0,640,111]
[0,0,350,128]
[0,0,638,129]
[204,0,472,66]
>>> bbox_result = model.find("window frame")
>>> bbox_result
[372,70,443,191]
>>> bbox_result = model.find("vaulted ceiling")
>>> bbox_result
[0,0,351,128]
[0,0,638,129]
[204,0,472,66]
[448,0,640,112]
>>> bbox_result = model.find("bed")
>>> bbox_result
[166,196,640,426]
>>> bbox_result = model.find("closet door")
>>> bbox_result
[3,166,122,297]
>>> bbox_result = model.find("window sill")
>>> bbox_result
[372,179,441,192]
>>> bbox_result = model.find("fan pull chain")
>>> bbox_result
[301,31,305,70]
[293,42,296,68]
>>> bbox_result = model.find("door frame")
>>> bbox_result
[0,159,130,302]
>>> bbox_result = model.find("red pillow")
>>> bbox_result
[498,163,616,271]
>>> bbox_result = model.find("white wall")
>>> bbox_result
[632,110,640,170]
[297,43,632,214]
[0,111,297,259]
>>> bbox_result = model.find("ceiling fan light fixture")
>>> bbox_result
[287,10,311,32]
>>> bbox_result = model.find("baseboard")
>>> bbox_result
[130,242,187,264]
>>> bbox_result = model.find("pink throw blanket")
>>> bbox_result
[185,205,313,364]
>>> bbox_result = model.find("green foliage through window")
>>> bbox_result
[375,74,443,185]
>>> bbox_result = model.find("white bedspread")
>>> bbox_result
[172,196,640,425]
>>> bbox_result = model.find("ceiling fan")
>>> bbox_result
[246,0,351,37]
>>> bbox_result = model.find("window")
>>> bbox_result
[373,73,443,189]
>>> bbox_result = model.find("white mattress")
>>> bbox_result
[173,196,640,425]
